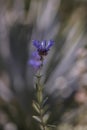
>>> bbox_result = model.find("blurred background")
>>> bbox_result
[0,0,87,130]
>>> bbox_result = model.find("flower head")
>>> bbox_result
[28,51,42,70]
[33,40,54,56]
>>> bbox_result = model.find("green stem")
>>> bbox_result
[36,65,46,130]
[33,56,47,130]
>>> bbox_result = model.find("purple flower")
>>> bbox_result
[33,40,54,56]
[28,51,42,69]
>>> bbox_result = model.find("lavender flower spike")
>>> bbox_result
[33,40,54,56]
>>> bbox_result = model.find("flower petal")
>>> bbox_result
[46,40,54,50]
[33,40,40,48]
[41,40,46,49]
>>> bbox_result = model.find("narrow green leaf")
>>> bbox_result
[42,105,49,115]
[47,124,56,128]
[32,116,41,123]
[43,97,48,106]
[32,101,40,114]
[43,112,50,124]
